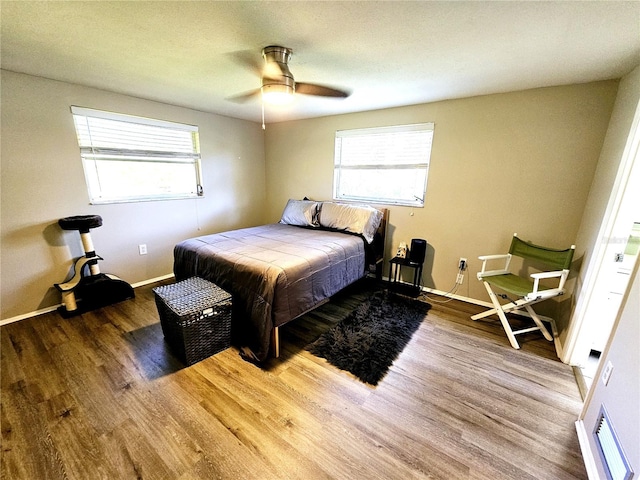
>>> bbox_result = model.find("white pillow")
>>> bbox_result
[279,199,320,227]
[319,202,383,243]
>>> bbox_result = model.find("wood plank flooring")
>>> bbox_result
[1,279,587,479]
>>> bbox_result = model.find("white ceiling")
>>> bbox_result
[2,1,639,124]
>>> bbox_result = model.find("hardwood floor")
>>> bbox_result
[1,279,587,479]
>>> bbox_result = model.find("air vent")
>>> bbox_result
[593,406,634,480]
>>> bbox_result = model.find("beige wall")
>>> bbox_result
[1,71,266,319]
[265,82,618,324]
[0,72,620,328]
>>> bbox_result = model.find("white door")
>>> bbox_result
[564,99,640,368]
[589,222,640,352]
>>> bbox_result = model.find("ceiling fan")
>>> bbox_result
[230,46,351,106]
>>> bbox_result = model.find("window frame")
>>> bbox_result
[71,106,203,205]
[333,122,434,207]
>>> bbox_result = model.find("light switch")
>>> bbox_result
[602,360,614,386]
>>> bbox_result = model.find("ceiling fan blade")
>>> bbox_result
[295,82,350,98]
[227,88,261,103]
[227,50,263,77]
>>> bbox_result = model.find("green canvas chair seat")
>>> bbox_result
[472,234,575,349]
[484,273,550,298]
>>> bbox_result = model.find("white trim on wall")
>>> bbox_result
[0,273,175,326]
[130,272,175,288]
[0,305,60,326]
[421,285,561,355]
[576,419,600,480]
[1,270,562,358]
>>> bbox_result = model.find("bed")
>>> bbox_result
[173,200,388,361]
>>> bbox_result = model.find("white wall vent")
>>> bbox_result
[593,405,634,480]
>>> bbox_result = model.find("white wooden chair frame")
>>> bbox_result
[471,235,575,349]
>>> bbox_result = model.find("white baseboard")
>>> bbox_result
[421,285,494,308]
[0,305,60,326]
[382,280,558,323]
[575,419,599,479]
[421,285,556,323]
[0,273,175,326]
[3,274,561,355]
[130,273,175,288]
[419,284,562,357]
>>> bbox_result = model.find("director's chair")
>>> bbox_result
[472,234,575,349]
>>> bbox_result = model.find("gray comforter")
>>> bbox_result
[173,223,367,360]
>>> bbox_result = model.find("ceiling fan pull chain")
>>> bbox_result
[261,98,266,130]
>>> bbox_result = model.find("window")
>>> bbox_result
[333,123,434,207]
[71,106,203,204]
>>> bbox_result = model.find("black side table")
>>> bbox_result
[388,256,423,297]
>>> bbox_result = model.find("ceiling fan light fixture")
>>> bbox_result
[261,83,295,105]
[228,45,349,110]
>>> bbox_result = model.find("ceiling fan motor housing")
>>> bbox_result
[261,45,295,94]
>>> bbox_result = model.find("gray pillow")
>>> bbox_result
[319,202,383,243]
[279,199,320,227]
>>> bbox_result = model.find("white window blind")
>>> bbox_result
[71,106,203,204]
[334,123,434,207]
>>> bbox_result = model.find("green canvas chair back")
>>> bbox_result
[509,235,574,270]
[473,235,575,349]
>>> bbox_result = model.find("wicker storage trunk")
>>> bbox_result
[153,277,232,365]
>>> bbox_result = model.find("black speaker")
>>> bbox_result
[409,238,427,264]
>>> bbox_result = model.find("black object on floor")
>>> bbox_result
[55,215,134,317]
[307,290,431,385]
[153,277,232,366]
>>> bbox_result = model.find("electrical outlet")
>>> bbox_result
[456,273,464,284]
[459,258,467,271]
[138,244,148,255]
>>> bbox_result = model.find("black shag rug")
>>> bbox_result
[307,290,431,385]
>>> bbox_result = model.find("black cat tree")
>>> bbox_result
[55,215,134,317]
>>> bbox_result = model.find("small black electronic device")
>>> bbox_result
[408,238,427,264]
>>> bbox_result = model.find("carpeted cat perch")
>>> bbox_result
[54,215,134,317]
